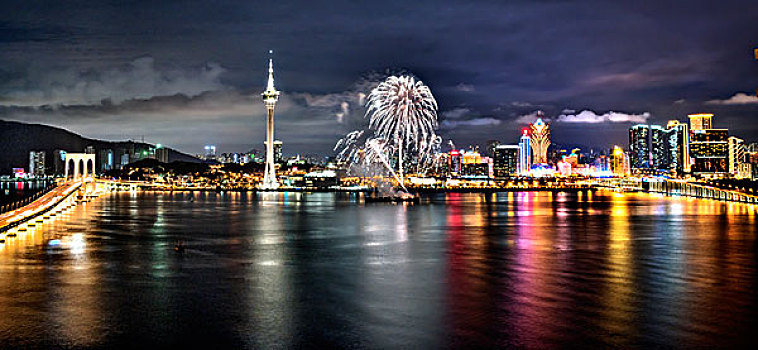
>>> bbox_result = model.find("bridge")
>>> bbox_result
[594,177,758,204]
[646,178,758,204]
[0,176,137,235]
[0,181,83,235]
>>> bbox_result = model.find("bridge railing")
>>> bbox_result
[0,183,57,215]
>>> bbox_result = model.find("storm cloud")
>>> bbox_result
[1,0,757,154]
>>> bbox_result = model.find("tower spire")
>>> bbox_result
[267,50,276,91]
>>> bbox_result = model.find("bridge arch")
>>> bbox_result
[63,153,96,181]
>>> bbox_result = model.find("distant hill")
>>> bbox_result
[0,119,199,175]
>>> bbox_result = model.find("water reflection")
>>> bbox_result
[0,191,757,347]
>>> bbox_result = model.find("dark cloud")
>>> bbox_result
[1,0,757,155]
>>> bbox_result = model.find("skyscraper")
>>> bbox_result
[493,145,519,178]
[99,149,114,172]
[518,129,531,175]
[53,150,67,175]
[204,145,217,161]
[611,146,630,177]
[666,120,690,175]
[529,118,550,164]
[629,124,650,169]
[728,136,745,176]
[688,113,713,131]
[261,51,280,189]
[690,129,728,178]
[29,151,45,177]
[449,149,462,176]
[650,125,670,169]
[274,140,283,163]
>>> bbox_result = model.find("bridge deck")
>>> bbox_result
[0,182,81,231]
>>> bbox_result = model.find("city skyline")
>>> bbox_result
[3,3,758,347]
[0,1,756,155]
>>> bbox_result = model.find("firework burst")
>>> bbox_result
[364,75,439,177]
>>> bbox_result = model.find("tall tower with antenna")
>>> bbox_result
[261,50,280,190]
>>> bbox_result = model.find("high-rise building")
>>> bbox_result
[121,153,130,168]
[493,145,519,178]
[594,155,611,173]
[666,120,690,175]
[449,150,462,176]
[611,146,630,177]
[629,124,650,169]
[690,129,729,178]
[650,125,671,170]
[29,151,45,177]
[261,52,281,189]
[99,149,114,172]
[529,118,550,164]
[264,140,283,163]
[688,113,713,131]
[204,145,217,161]
[728,136,745,176]
[518,130,531,176]
[53,150,67,175]
[155,145,169,163]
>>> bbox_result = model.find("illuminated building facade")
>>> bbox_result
[204,145,217,161]
[529,118,550,164]
[611,146,630,176]
[666,120,690,175]
[650,125,670,169]
[594,155,611,173]
[493,145,519,178]
[728,136,745,176]
[28,151,45,176]
[629,123,683,175]
[99,149,114,172]
[688,113,713,131]
[518,130,531,175]
[449,150,462,176]
[460,151,493,179]
[629,124,650,169]
[690,129,728,178]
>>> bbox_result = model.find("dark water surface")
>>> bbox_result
[0,180,53,205]
[1,191,756,348]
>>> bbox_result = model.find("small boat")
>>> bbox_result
[174,241,186,253]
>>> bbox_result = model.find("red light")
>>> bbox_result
[522,128,529,136]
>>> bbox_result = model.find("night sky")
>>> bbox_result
[1,0,757,156]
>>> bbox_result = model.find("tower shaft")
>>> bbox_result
[263,105,278,188]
